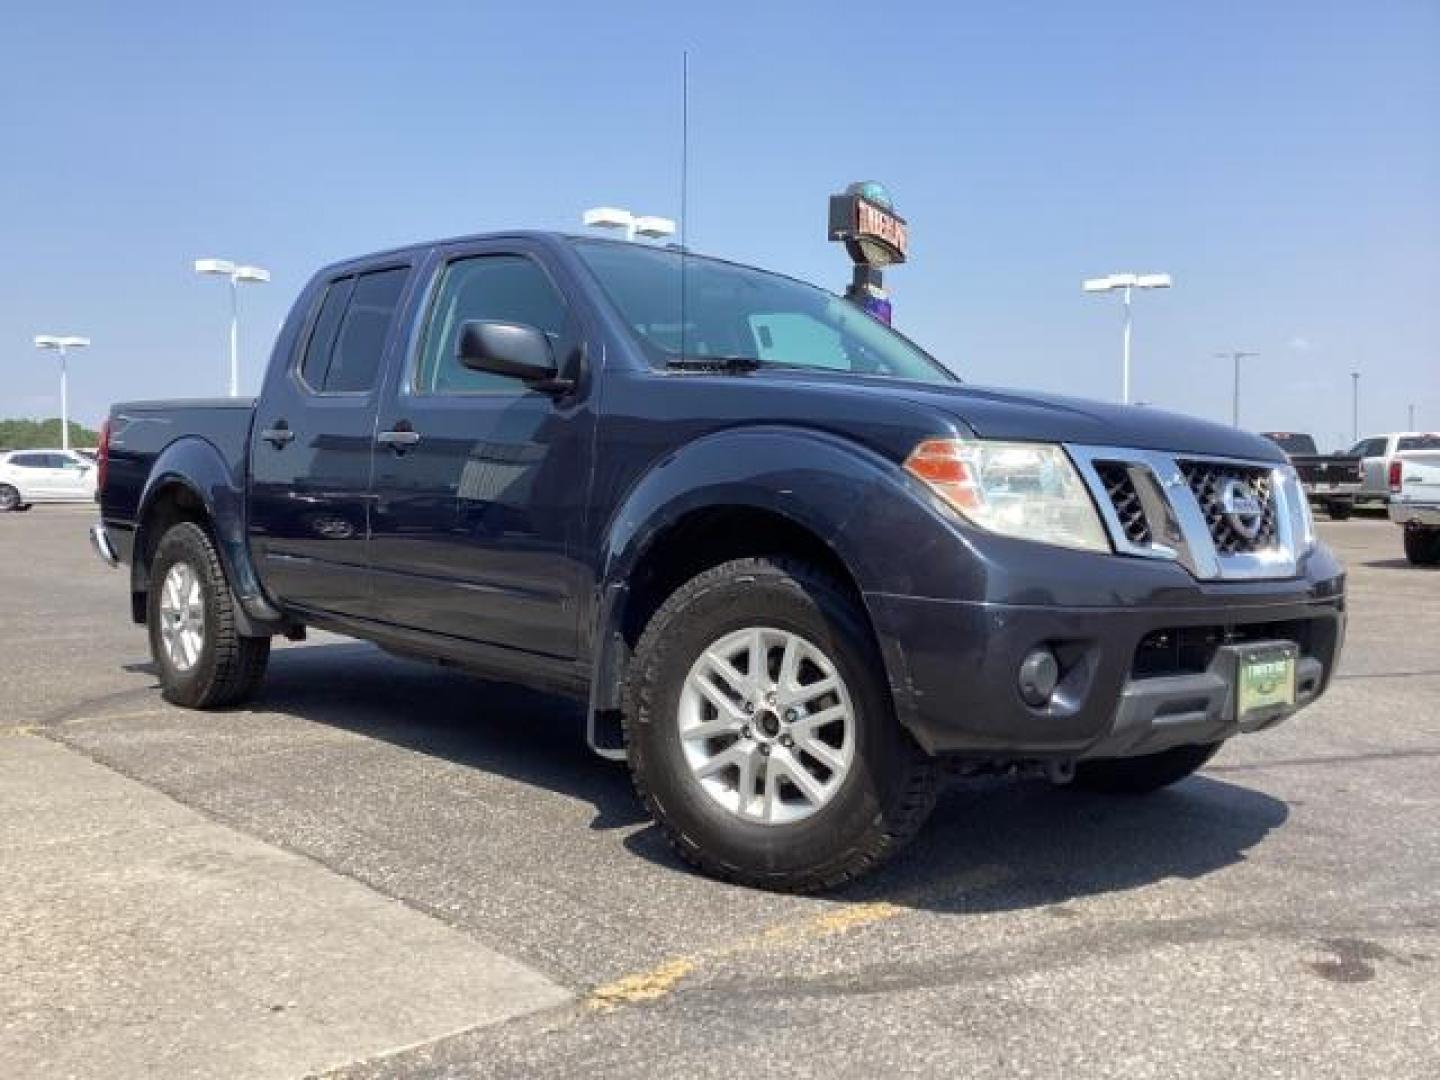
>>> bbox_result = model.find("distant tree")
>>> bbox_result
[0,418,101,451]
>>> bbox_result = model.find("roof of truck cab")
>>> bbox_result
[316,231,626,271]
[311,231,801,283]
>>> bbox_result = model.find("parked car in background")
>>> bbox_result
[1349,432,1440,506]
[1388,446,1440,565]
[1261,432,1362,520]
[0,448,98,511]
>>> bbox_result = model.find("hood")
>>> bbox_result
[760,373,1287,463]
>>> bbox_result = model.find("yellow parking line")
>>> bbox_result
[588,958,699,1010]
[587,902,903,1011]
[585,861,1015,1011]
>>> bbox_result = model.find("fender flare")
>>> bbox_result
[132,436,283,628]
[585,425,932,755]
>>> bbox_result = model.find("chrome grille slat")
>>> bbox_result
[1093,462,1152,546]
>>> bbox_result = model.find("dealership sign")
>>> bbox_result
[829,181,907,324]
[828,182,908,267]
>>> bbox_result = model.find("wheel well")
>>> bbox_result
[132,483,211,623]
[618,506,865,652]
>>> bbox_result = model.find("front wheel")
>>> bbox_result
[1404,527,1440,566]
[624,557,939,893]
[1069,742,1222,795]
[147,521,270,708]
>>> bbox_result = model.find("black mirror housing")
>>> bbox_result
[457,320,564,387]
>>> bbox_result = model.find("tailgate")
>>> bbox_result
[1398,452,1440,501]
[1295,456,1361,486]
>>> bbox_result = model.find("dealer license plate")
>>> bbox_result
[1237,646,1298,717]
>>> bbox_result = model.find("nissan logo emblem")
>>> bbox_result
[1220,478,1264,540]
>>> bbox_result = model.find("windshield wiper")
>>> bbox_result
[665,354,762,373]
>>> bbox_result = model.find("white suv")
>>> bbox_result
[0,449,98,511]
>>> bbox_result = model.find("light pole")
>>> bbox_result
[582,207,677,242]
[1408,403,1416,430]
[1351,372,1360,442]
[1216,350,1259,427]
[33,335,90,452]
[1083,272,1172,404]
[195,258,271,397]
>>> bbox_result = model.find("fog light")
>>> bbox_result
[1018,648,1060,707]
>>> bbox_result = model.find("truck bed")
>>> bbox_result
[105,398,256,524]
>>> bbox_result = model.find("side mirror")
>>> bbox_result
[457,320,567,389]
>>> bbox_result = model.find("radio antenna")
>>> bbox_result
[679,49,690,362]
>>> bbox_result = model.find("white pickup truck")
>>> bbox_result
[1389,449,1440,565]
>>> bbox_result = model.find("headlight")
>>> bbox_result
[904,438,1110,553]
[1282,465,1317,551]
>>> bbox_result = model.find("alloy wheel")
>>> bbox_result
[677,626,856,825]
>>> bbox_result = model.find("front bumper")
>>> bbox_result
[865,550,1345,760]
[1389,501,1440,528]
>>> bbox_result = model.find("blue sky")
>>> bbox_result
[2,0,1436,448]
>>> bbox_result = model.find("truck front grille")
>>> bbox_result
[1178,461,1279,554]
[1094,462,1152,546]
[1069,445,1303,582]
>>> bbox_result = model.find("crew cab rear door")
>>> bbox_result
[365,239,592,658]
[248,258,419,619]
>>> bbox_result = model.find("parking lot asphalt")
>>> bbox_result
[2,505,1437,1078]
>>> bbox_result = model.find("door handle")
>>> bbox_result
[377,428,421,453]
[260,423,294,448]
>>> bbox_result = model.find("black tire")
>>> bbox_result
[1070,742,1221,795]
[0,484,20,512]
[147,521,270,708]
[1404,527,1440,566]
[1325,500,1353,521]
[623,556,939,893]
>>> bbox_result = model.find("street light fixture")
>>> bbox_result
[33,335,91,452]
[195,258,271,397]
[1082,272,1172,404]
[582,207,677,242]
[1215,350,1259,428]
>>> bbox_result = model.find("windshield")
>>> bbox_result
[571,240,957,384]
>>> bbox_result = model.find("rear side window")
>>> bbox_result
[298,266,410,393]
[299,278,355,389]
[1398,435,1440,452]
[8,453,46,468]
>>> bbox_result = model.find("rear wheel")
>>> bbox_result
[1404,527,1440,566]
[0,484,20,512]
[147,521,270,708]
[1325,499,1353,521]
[624,557,939,893]
[1069,742,1221,795]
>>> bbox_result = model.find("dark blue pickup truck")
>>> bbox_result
[92,231,1345,891]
